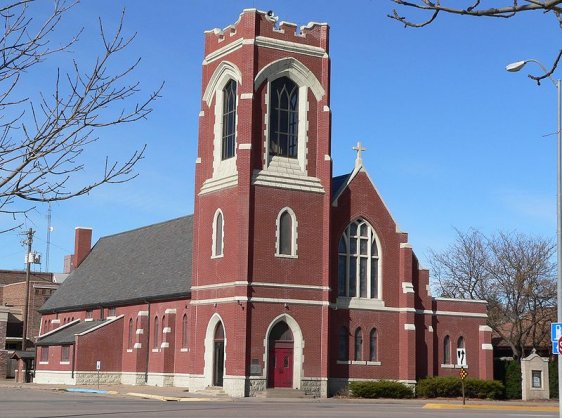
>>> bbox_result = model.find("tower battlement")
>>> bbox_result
[204,9,329,57]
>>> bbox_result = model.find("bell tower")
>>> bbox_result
[190,9,332,397]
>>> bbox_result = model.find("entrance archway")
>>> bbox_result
[213,322,225,387]
[267,321,294,388]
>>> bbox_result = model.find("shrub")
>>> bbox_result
[349,380,414,399]
[504,361,522,399]
[416,376,504,400]
[550,358,558,399]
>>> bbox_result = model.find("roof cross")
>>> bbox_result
[352,141,366,169]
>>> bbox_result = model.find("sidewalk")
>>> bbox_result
[0,379,559,411]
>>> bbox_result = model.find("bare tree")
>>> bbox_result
[430,229,556,359]
[0,0,162,232]
[389,0,562,83]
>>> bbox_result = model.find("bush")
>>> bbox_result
[550,358,558,399]
[504,361,522,399]
[416,376,504,400]
[349,380,414,399]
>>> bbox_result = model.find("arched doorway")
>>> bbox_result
[268,321,294,388]
[213,322,225,386]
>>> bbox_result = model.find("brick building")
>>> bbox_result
[0,269,59,379]
[34,10,493,397]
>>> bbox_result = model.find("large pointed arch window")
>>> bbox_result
[338,219,381,299]
[221,79,237,160]
[269,77,298,159]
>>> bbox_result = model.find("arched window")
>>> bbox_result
[128,318,134,350]
[221,80,236,160]
[338,219,381,299]
[153,316,159,349]
[457,336,465,349]
[354,328,363,361]
[277,208,297,256]
[212,210,224,257]
[269,77,298,159]
[369,328,378,362]
[443,335,451,364]
[182,314,188,349]
[338,327,349,361]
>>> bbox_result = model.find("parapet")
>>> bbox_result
[204,9,329,57]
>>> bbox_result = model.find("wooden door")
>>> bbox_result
[268,346,293,388]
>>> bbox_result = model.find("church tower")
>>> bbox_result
[190,9,332,396]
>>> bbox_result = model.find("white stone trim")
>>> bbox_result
[402,282,414,294]
[482,343,494,350]
[133,342,142,349]
[203,314,226,388]
[335,297,385,311]
[441,364,455,369]
[196,157,202,164]
[180,348,189,352]
[264,313,304,390]
[138,311,149,317]
[203,38,248,65]
[426,284,432,297]
[84,318,93,322]
[240,93,253,100]
[400,243,412,249]
[428,326,434,333]
[163,327,172,334]
[366,361,382,366]
[136,329,144,335]
[59,361,70,365]
[252,168,324,193]
[160,342,170,349]
[199,110,204,117]
[77,315,123,336]
[51,319,60,324]
[238,143,251,150]
[34,370,76,385]
[127,349,133,353]
[479,325,493,332]
[200,174,238,195]
[254,57,325,101]
[275,207,298,258]
[404,323,416,331]
[191,281,329,291]
[434,297,488,304]
[191,296,328,307]
[164,308,177,314]
[255,36,326,58]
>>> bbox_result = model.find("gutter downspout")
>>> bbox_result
[145,301,151,384]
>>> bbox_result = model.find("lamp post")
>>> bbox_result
[507,59,561,412]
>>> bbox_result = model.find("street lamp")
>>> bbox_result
[506,59,561,411]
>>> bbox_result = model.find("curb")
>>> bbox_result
[126,392,182,402]
[424,402,559,412]
[65,388,118,395]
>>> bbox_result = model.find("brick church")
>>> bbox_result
[34,10,493,397]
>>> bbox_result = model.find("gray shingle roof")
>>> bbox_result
[39,216,192,313]
[36,320,108,346]
[332,173,350,198]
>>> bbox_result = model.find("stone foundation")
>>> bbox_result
[75,371,121,385]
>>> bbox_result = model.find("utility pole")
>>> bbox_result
[21,228,34,352]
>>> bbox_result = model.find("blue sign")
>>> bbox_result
[551,323,562,354]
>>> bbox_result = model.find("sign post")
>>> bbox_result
[96,360,101,390]
[457,348,468,405]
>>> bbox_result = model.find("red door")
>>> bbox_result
[268,345,293,388]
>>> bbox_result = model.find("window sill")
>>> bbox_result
[127,349,133,353]
[335,297,385,310]
[275,253,298,259]
[367,361,381,366]
[211,255,224,260]
[151,349,160,353]
[441,364,455,369]
[60,361,70,365]
[180,348,189,352]
[39,361,48,365]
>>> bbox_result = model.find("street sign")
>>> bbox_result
[96,360,101,371]
[459,367,468,380]
[456,348,467,367]
[559,338,562,356]
[551,323,562,354]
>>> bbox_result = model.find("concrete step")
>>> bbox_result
[256,388,313,399]
[194,386,229,397]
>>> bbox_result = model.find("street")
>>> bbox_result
[0,387,557,418]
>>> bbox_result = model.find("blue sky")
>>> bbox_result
[0,0,559,273]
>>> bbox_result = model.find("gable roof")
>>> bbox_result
[39,216,193,313]
[36,320,108,346]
